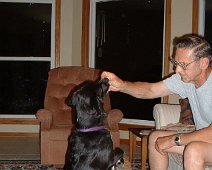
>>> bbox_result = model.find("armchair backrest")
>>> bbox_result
[44,66,111,126]
[153,104,181,129]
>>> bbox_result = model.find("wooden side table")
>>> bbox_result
[129,127,154,170]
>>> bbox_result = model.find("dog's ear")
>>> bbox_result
[67,91,78,107]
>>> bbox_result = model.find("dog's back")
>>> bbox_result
[65,79,124,170]
[67,130,114,170]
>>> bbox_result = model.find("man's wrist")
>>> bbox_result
[120,81,128,91]
[174,134,181,146]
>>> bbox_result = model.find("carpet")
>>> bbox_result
[0,161,63,170]
[0,156,144,170]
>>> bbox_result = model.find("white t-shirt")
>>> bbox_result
[163,73,212,130]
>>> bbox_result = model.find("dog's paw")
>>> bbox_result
[113,147,124,170]
[114,158,124,170]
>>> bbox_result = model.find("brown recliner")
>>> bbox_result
[36,66,123,167]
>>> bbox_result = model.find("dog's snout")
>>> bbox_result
[99,78,109,93]
[99,78,109,85]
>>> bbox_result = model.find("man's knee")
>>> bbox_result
[148,130,165,149]
[184,142,203,158]
[184,142,204,167]
[149,131,161,144]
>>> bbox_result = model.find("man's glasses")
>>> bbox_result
[169,58,199,70]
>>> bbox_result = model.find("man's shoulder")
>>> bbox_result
[163,73,181,83]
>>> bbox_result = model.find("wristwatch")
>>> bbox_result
[174,135,181,146]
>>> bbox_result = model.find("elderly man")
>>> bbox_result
[101,34,212,170]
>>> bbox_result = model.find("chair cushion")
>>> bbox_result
[179,98,194,125]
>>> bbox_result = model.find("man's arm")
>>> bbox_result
[177,124,212,145]
[101,71,172,99]
[156,125,212,155]
[120,81,172,99]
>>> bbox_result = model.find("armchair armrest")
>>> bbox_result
[153,104,181,129]
[36,109,53,130]
[107,109,123,131]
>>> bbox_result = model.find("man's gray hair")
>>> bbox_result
[174,34,212,66]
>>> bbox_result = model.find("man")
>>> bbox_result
[101,34,212,170]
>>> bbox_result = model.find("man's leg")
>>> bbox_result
[184,141,212,170]
[148,130,184,170]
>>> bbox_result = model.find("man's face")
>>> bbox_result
[174,48,201,84]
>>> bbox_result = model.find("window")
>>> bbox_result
[0,0,56,117]
[89,0,166,120]
[199,0,212,44]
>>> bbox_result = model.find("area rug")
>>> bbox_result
[0,160,62,170]
[0,157,144,170]
[131,158,149,170]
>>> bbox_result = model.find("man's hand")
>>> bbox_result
[155,135,176,155]
[101,71,125,92]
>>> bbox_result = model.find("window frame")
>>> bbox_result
[0,0,61,118]
[0,0,57,68]
[198,0,205,35]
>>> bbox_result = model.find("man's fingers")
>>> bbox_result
[155,141,166,156]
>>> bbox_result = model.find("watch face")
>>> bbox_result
[175,136,181,146]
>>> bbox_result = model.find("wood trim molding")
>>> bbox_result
[81,0,90,67]
[0,118,40,125]
[0,132,39,137]
[192,0,199,34]
[163,0,171,77]
[55,0,61,67]
[163,0,171,103]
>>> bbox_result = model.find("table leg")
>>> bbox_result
[141,136,148,170]
[129,131,136,162]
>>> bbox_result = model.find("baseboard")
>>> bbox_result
[0,118,39,125]
[0,132,39,137]
[120,139,129,145]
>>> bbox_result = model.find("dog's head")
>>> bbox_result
[67,78,109,129]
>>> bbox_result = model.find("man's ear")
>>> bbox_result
[200,57,210,69]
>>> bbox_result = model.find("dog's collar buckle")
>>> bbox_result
[76,126,105,132]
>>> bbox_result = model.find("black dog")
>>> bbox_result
[65,78,124,170]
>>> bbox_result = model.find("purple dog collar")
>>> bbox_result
[76,126,105,132]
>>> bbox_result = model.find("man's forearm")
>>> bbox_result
[175,126,212,146]
[119,81,152,98]
[120,81,170,99]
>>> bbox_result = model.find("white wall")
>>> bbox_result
[168,0,193,104]
[60,0,82,66]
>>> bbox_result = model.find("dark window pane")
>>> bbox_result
[0,2,51,57]
[205,0,212,44]
[95,0,164,120]
[0,61,50,115]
